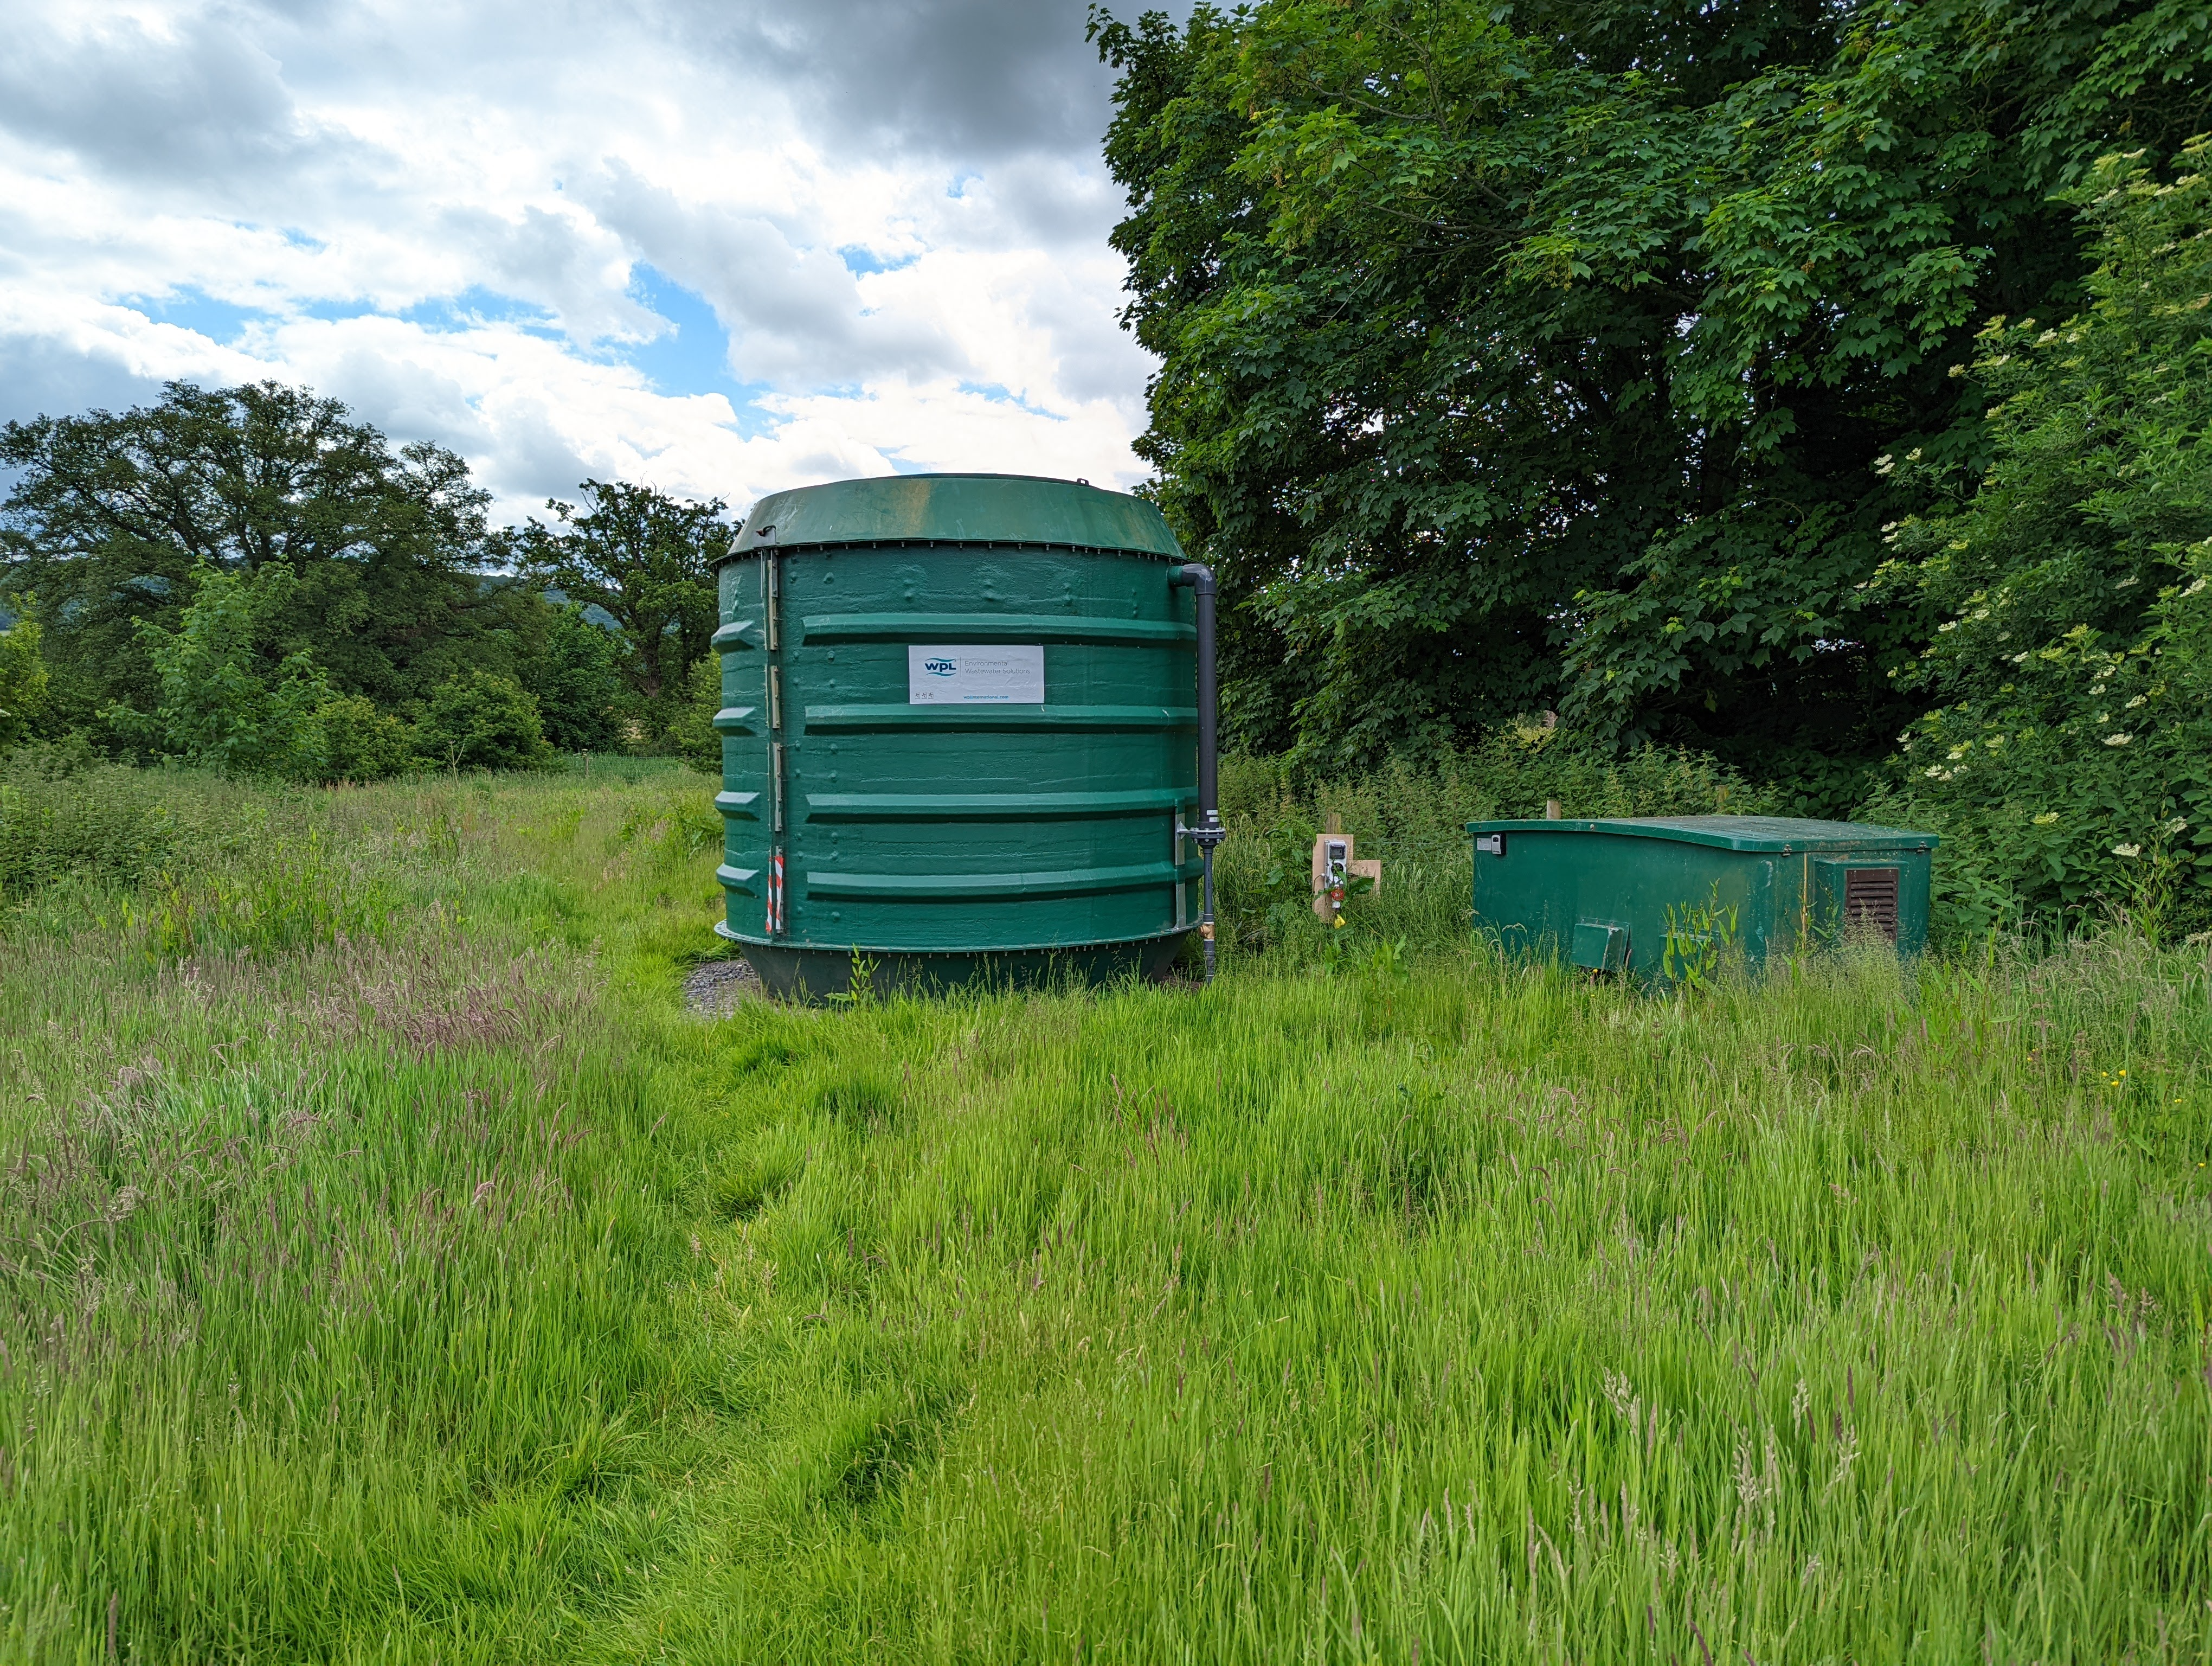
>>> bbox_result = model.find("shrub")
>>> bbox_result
[0,759,183,899]
[0,614,50,752]
[666,653,722,773]
[301,694,414,783]
[528,603,622,752]
[1872,141,2212,937]
[414,670,554,771]
[107,564,330,778]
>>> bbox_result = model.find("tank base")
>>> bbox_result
[716,926,1190,1002]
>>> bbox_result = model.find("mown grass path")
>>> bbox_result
[3,770,2209,1661]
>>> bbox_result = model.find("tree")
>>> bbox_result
[0,381,495,736]
[1091,0,2212,774]
[1870,140,2212,934]
[668,653,723,774]
[413,670,554,772]
[522,603,623,753]
[108,564,331,777]
[0,614,49,752]
[511,480,729,742]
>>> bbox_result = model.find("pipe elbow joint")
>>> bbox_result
[1170,562,1216,594]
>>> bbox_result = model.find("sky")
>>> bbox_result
[0,0,1180,525]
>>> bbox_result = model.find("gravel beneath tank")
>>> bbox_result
[683,957,762,1015]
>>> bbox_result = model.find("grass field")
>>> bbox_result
[3,762,2209,1662]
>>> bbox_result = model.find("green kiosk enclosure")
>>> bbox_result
[711,473,1226,1000]
[1468,816,1938,978]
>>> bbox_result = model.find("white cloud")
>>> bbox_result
[0,0,1165,522]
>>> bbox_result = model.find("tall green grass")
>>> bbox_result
[3,763,2208,1661]
[613,937,2212,1663]
[1215,734,1772,957]
[0,767,731,1661]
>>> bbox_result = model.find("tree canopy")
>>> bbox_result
[1090,0,2212,784]
[0,381,723,775]
[1867,140,2212,930]
[510,480,729,715]
[0,381,497,731]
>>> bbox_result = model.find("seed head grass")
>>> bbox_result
[1,767,2207,1661]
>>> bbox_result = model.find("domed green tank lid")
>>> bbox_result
[723,473,1182,561]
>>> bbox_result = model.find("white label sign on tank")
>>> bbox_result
[906,644,1045,704]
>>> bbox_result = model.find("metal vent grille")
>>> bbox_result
[1843,867,1900,943]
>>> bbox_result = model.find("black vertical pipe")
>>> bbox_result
[1171,563,1225,981]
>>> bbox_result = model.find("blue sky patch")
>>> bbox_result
[838,245,919,277]
[959,381,1064,420]
[133,289,263,345]
[622,265,779,434]
[401,286,563,335]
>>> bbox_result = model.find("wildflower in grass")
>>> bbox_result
[2113,843,2142,858]
[2105,732,2133,745]
[2033,811,2060,825]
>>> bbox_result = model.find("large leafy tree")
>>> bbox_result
[0,381,496,733]
[1091,0,2212,777]
[510,480,729,721]
[1869,141,2212,933]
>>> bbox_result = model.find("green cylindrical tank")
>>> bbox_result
[711,473,1203,999]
